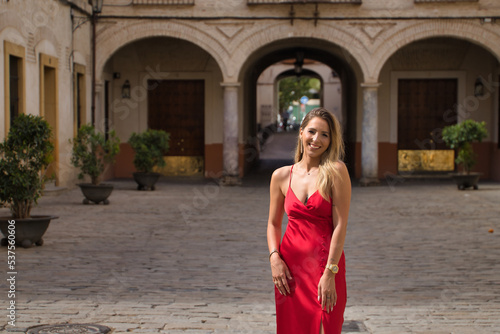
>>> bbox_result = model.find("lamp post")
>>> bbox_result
[91,0,103,126]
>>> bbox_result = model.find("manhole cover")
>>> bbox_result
[26,324,112,334]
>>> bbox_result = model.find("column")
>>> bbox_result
[221,82,241,185]
[360,82,381,186]
[94,81,104,132]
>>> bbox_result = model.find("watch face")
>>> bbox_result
[329,264,339,273]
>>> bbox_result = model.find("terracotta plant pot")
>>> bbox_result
[0,215,58,248]
[78,183,114,204]
[449,172,481,190]
[133,172,161,191]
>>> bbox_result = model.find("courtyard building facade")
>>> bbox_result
[1,0,500,186]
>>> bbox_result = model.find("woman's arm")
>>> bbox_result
[267,167,292,295]
[317,162,351,312]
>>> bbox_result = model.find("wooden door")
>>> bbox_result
[41,63,58,184]
[9,56,20,127]
[398,79,457,149]
[398,79,457,172]
[148,80,204,156]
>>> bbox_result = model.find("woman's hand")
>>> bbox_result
[318,271,336,312]
[270,253,292,295]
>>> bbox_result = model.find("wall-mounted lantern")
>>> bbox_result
[294,51,304,77]
[92,0,103,13]
[474,77,484,97]
[122,80,131,99]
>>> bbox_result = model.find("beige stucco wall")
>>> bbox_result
[101,0,500,19]
[0,0,92,187]
[98,1,500,83]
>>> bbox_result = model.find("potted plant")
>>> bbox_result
[442,119,488,190]
[0,114,58,248]
[128,129,170,190]
[71,125,120,204]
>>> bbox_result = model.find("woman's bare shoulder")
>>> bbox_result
[271,165,292,183]
[333,160,348,172]
[333,161,351,185]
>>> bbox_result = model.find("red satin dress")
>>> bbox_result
[276,165,346,334]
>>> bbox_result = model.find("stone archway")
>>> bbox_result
[223,21,378,183]
[99,35,225,179]
[370,20,500,82]
[256,65,326,135]
[238,38,363,177]
[96,20,373,183]
[231,21,370,83]
[376,34,500,179]
[95,21,230,83]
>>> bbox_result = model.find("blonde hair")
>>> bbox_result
[294,108,344,200]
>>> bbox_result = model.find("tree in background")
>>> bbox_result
[278,77,320,114]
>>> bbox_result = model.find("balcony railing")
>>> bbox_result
[132,0,195,5]
[248,0,361,4]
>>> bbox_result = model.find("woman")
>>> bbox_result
[267,108,351,334]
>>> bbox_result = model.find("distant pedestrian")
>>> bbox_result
[281,110,289,132]
[267,108,351,333]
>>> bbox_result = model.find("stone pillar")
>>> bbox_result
[359,82,381,186]
[220,82,241,186]
[94,81,104,132]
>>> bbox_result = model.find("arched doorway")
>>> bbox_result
[378,36,500,178]
[239,38,362,177]
[256,62,343,161]
[99,36,224,178]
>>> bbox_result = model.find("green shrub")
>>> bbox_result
[128,129,170,173]
[442,120,488,174]
[0,114,54,218]
[70,125,121,185]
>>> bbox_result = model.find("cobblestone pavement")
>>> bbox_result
[1,133,500,333]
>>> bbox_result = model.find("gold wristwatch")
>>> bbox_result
[326,263,339,274]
